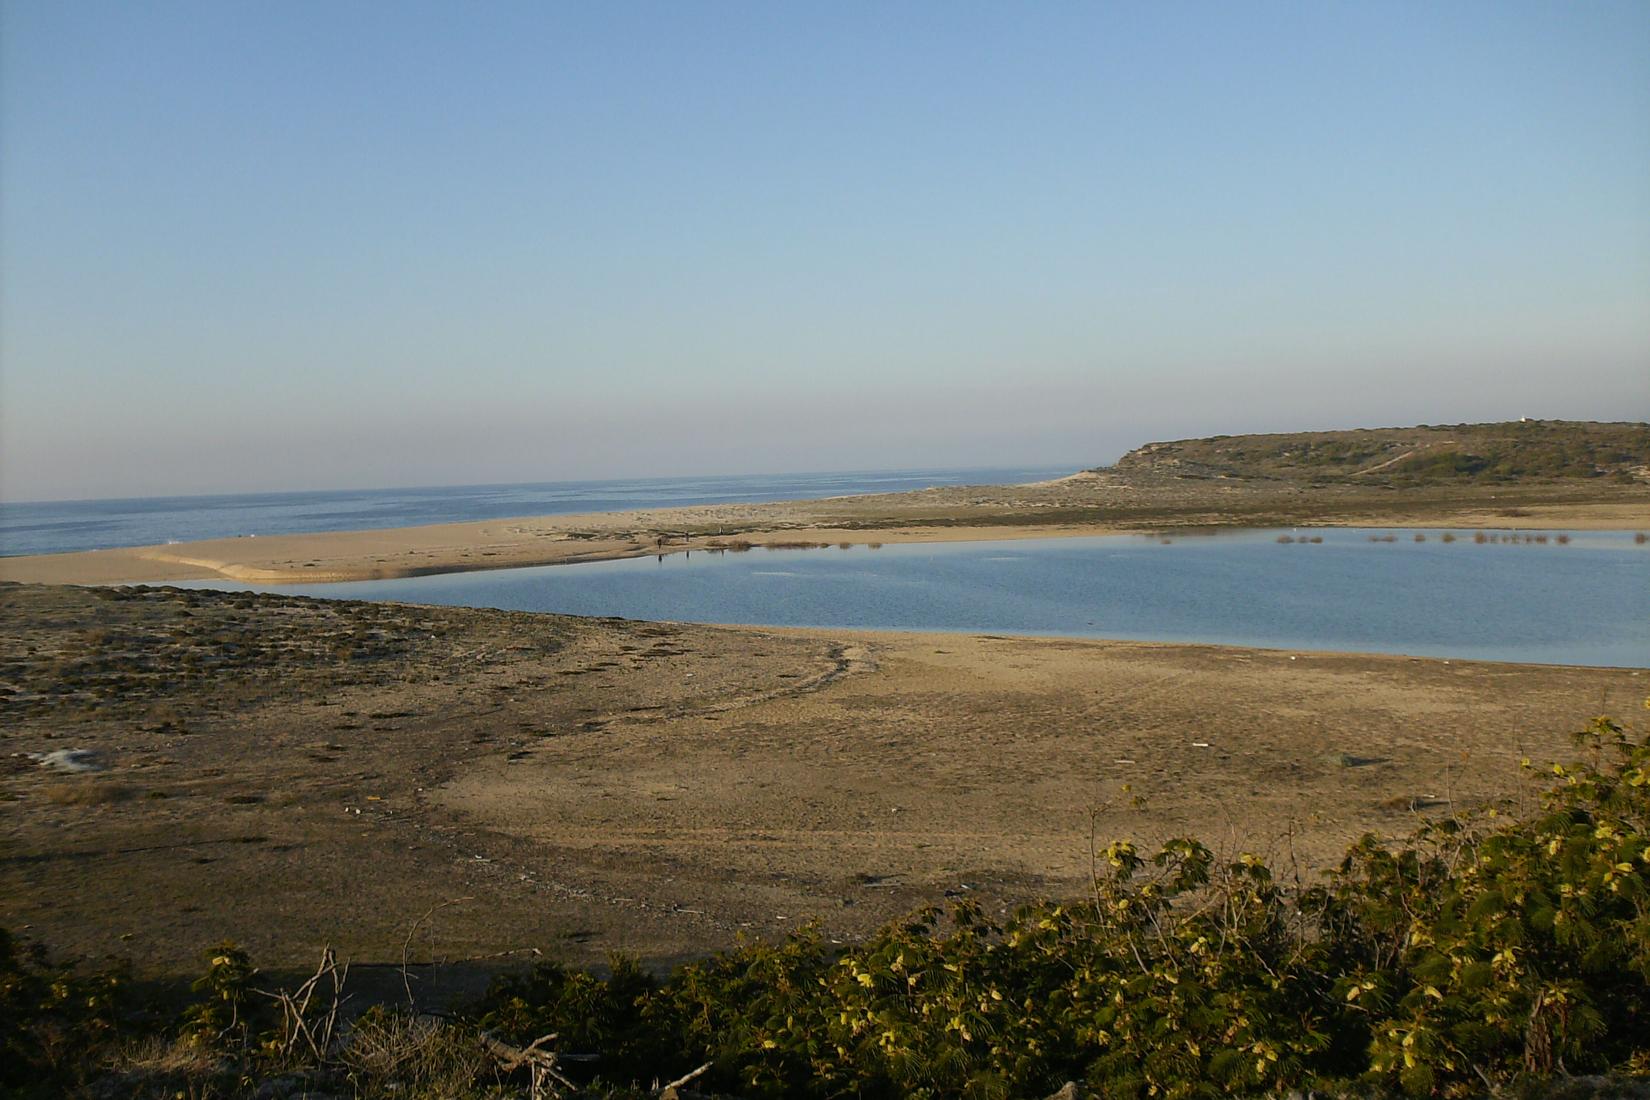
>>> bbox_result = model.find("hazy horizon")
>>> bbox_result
[3,2,1647,502]
[1,459,1085,507]
[3,415,1647,507]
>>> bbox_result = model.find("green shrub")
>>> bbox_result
[1310,717,1650,1093]
[178,942,267,1051]
[481,952,669,1073]
[0,926,129,1095]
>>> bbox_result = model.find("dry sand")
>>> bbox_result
[3,473,1645,587]
[2,583,1642,987]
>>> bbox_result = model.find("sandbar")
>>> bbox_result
[2,474,1645,586]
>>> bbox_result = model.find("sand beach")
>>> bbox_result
[3,470,1645,587]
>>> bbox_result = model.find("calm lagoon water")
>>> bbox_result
[181,529,1650,669]
[0,465,1071,558]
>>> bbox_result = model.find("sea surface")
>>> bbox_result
[0,466,1072,558]
[174,529,1650,669]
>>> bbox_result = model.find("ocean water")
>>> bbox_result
[174,529,1650,669]
[0,466,1072,558]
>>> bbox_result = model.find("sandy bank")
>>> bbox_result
[1,483,1644,587]
[0,520,1138,585]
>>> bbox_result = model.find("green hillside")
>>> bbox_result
[1109,420,1650,485]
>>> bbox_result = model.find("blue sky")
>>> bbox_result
[2,1,1647,501]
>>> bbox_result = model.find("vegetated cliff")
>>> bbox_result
[1105,420,1650,485]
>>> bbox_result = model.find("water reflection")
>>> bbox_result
[180,529,1650,668]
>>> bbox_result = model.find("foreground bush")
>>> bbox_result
[1315,722,1650,1093]
[0,927,129,1096]
[5,717,1647,1098]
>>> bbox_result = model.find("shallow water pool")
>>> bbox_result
[173,528,1650,668]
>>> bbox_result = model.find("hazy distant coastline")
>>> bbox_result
[0,465,1074,558]
[2,420,1644,587]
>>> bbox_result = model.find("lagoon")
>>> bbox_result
[179,528,1650,669]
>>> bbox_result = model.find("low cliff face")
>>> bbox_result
[1106,420,1650,485]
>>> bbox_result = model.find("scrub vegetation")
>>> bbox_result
[6,716,1646,1099]
[1110,421,1650,486]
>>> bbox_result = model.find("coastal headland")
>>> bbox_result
[4,421,1647,586]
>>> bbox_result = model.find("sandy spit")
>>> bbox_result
[1,489,1644,587]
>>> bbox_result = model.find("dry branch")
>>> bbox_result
[399,895,473,1010]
